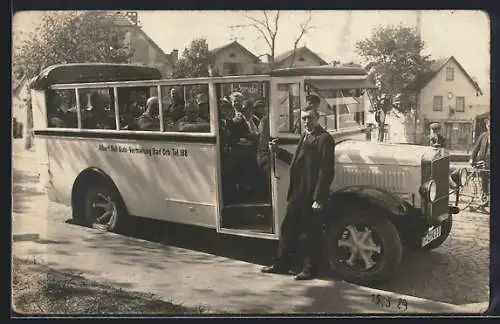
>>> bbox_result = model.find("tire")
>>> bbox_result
[417,216,453,251]
[325,208,403,285]
[81,182,125,233]
[456,172,477,211]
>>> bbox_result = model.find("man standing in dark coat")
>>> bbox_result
[262,104,336,280]
[469,117,490,205]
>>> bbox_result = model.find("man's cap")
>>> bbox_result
[229,91,244,100]
[429,122,441,130]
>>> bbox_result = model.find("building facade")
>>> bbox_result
[209,41,262,76]
[111,11,178,78]
[405,56,484,151]
[273,46,328,69]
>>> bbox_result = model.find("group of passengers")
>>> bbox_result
[47,87,210,133]
[121,87,210,132]
[218,91,270,204]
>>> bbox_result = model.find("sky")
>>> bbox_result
[13,10,490,99]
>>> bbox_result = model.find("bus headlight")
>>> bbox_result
[450,167,468,187]
[420,180,437,202]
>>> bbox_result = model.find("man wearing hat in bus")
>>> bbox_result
[429,122,446,148]
[262,101,335,280]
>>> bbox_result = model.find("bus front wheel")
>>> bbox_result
[82,183,125,232]
[324,209,403,285]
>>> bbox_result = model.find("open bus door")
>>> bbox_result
[213,76,278,239]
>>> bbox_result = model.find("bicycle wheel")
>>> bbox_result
[456,172,478,211]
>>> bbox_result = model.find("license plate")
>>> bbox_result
[421,225,442,247]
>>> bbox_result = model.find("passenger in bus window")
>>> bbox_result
[253,98,266,122]
[167,87,185,123]
[48,91,77,128]
[177,101,210,132]
[196,93,210,121]
[136,97,160,131]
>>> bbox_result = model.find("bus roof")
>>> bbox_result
[269,65,368,77]
[30,63,163,90]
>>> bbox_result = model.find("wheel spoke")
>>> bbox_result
[363,244,381,254]
[338,238,354,249]
[97,193,111,202]
[346,225,361,244]
[360,251,376,270]
[96,211,112,223]
[345,252,357,267]
[360,228,371,243]
[92,202,108,209]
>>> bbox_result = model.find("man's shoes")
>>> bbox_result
[261,264,290,275]
[294,269,317,281]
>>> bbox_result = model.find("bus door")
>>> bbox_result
[213,76,277,238]
[268,77,305,237]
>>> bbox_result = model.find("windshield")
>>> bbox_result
[305,82,368,131]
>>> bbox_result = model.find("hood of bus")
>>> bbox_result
[335,140,435,166]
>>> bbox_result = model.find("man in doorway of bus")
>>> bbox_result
[168,87,185,123]
[469,117,490,205]
[262,104,335,280]
[429,122,446,148]
[177,101,210,132]
[293,95,320,134]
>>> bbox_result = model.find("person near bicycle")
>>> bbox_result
[429,123,446,148]
[469,117,490,204]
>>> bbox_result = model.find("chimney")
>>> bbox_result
[170,49,179,64]
[126,11,138,26]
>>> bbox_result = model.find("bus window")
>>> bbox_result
[79,88,116,130]
[277,83,301,134]
[160,84,210,133]
[47,89,78,128]
[116,86,158,131]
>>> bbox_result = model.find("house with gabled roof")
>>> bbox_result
[404,56,485,151]
[273,46,328,69]
[107,11,179,77]
[209,41,262,76]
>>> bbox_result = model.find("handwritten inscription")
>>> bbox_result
[98,144,188,158]
[371,294,408,311]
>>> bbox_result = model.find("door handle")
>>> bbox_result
[269,139,280,180]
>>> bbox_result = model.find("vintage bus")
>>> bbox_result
[30,63,465,285]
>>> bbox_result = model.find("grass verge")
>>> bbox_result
[12,257,209,315]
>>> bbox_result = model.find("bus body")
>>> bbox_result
[30,63,464,285]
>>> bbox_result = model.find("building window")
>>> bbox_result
[223,62,241,75]
[456,96,465,112]
[298,57,305,62]
[229,52,237,58]
[446,67,454,81]
[433,95,443,111]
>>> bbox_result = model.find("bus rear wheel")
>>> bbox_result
[82,184,124,232]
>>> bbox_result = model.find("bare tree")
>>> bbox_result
[287,14,315,68]
[230,11,315,70]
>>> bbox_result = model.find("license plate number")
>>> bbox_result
[421,225,442,247]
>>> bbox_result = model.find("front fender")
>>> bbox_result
[328,185,410,219]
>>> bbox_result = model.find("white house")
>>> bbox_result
[404,56,484,151]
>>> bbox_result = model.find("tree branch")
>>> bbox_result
[288,14,315,67]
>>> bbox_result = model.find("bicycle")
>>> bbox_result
[450,161,490,211]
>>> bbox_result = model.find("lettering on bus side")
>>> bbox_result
[98,143,188,158]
